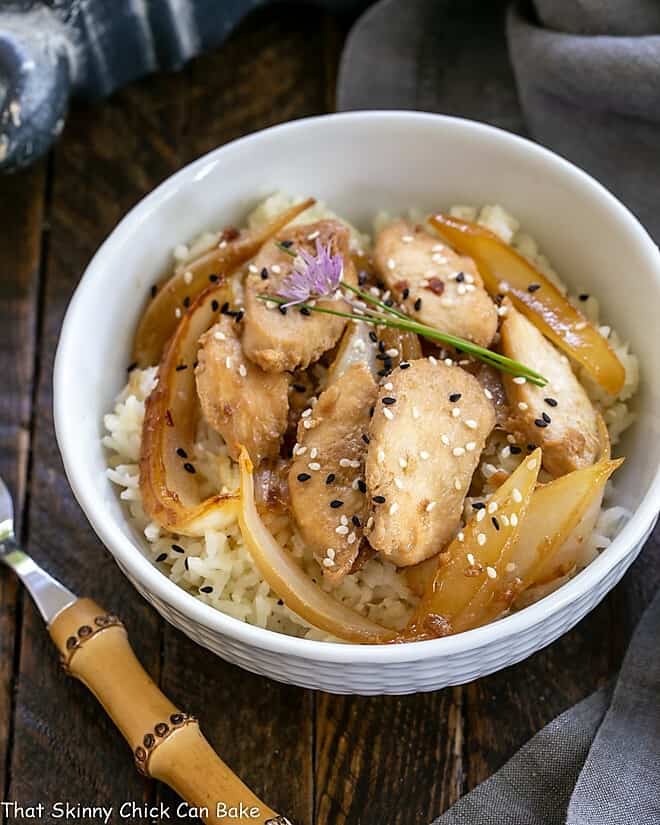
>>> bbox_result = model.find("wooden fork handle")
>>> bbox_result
[49,598,290,825]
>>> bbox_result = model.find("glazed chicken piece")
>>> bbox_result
[374,220,498,347]
[288,362,378,585]
[365,359,496,566]
[499,303,600,477]
[243,220,356,372]
[195,317,289,464]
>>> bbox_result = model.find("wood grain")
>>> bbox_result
[0,162,46,821]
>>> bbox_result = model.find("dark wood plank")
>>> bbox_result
[0,162,46,820]
[155,7,343,823]
[5,65,193,821]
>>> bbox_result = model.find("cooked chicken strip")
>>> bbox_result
[374,220,498,347]
[288,361,378,585]
[365,359,495,566]
[243,220,356,372]
[195,317,289,464]
[500,303,600,476]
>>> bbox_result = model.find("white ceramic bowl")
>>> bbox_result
[54,112,660,695]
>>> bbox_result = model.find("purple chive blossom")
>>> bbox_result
[277,240,344,307]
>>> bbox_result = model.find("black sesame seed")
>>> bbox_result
[176,448,188,458]
[534,418,548,428]
[528,283,541,293]
[183,462,196,473]
[211,300,220,312]
[126,362,138,373]
[400,361,411,369]
[175,364,187,371]
[491,516,500,531]
[330,500,344,509]
[200,585,213,594]
[362,434,370,444]
[472,502,486,510]
[325,473,336,485]
[382,397,396,405]
[377,368,392,377]
[385,299,394,307]
[220,301,229,314]
[376,353,389,361]
[527,443,536,451]
[414,298,422,311]
[292,383,306,393]
[235,310,244,322]
[357,479,367,493]
[280,239,294,248]
[579,293,589,301]
[402,287,410,299]
[297,473,311,482]
[358,271,368,286]
[171,544,185,554]
[369,331,378,343]
[372,495,386,504]
[509,445,522,455]
[184,558,189,570]
[369,406,375,417]
[209,274,219,282]
[544,397,558,407]
[277,598,284,606]
[156,553,167,562]
[455,272,465,283]
[150,285,158,298]
[183,296,191,308]
[378,340,385,353]
[278,305,288,315]
[449,393,462,402]
[300,307,311,316]
[260,267,269,280]
[542,411,552,424]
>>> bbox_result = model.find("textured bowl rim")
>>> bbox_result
[54,110,660,665]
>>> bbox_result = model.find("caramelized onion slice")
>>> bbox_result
[238,449,395,644]
[133,199,316,366]
[139,284,240,536]
[403,449,541,640]
[429,214,626,395]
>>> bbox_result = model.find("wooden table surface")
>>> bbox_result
[0,6,658,824]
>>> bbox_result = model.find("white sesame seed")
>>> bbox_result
[327,548,336,560]
[500,446,511,459]
[500,514,510,527]
[384,382,394,391]
[487,501,498,514]
[454,478,462,490]
[510,513,519,527]
[484,388,493,400]
[271,264,282,274]
[339,458,351,468]
[402,234,414,243]
[476,508,486,522]
[294,444,307,456]
[575,321,587,331]
[497,305,508,317]
[467,552,475,565]
[426,501,437,512]
[377,449,385,464]
[394,477,404,490]
[265,300,277,310]
[383,408,394,420]
[482,463,497,478]
[453,446,465,457]
[340,515,348,526]
[386,348,399,358]
[518,401,529,411]
[214,330,226,341]
[412,406,421,420]
[399,457,408,469]
[387,258,396,270]
[349,459,360,468]
[175,307,182,319]
[366,517,374,529]
[513,376,526,385]
[336,525,349,535]
[441,435,450,446]
[486,566,497,579]
[465,442,477,452]
[420,450,430,460]
[303,419,314,429]
[457,532,465,543]
[352,478,361,490]
[308,462,321,471]
[322,558,334,568]
[238,364,247,377]
[310,447,318,459]
[183,270,193,285]
[389,502,399,515]
[452,407,461,418]
[419,279,429,288]
[444,358,454,367]
[457,284,467,296]
[307,230,320,241]
[512,488,523,503]
[347,532,357,545]
[465,419,478,430]
[301,408,312,418]
[477,533,487,546]
[428,355,438,366]
[248,264,259,274]
[527,458,538,470]
[499,281,510,293]
[225,356,232,369]
[505,562,516,573]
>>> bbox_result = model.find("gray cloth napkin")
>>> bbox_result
[338,1,660,822]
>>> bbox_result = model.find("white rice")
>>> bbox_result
[103,194,639,639]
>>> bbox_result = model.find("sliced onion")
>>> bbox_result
[133,199,316,366]
[429,214,626,395]
[238,448,394,643]
[403,449,542,640]
[139,284,240,535]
